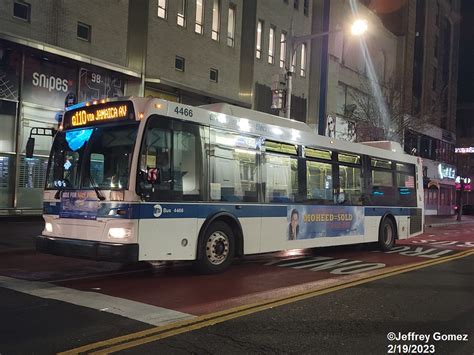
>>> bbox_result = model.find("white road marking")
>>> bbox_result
[0,276,193,326]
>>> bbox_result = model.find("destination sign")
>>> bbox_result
[63,101,135,129]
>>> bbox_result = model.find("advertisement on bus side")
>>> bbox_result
[287,206,364,240]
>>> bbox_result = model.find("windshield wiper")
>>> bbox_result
[87,173,106,201]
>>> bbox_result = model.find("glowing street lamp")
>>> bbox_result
[285,19,368,120]
[351,19,368,36]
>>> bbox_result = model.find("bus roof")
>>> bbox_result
[66,96,418,165]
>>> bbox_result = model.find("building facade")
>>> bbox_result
[317,0,460,216]
[392,0,460,216]
[0,0,314,214]
[323,0,401,141]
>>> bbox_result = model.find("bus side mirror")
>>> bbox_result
[26,137,35,158]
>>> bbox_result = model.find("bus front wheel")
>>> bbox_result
[195,221,235,274]
[378,217,396,251]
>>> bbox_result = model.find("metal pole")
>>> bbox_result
[286,48,294,119]
[286,38,296,120]
[284,28,339,121]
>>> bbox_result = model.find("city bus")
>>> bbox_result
[34,97,424,273]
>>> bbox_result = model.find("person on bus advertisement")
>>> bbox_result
[288,208,300,240]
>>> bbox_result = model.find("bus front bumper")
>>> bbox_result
[35,235,139,263]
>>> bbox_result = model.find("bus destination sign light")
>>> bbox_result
[72,104,128,127]
[63,101,134,129]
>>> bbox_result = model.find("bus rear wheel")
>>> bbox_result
[378,217,396,251]
[195,221,234,274]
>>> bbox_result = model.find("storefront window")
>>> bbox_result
[16,156,48,209]
[0,154,14,208]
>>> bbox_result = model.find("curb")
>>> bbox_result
[425,220,474,228]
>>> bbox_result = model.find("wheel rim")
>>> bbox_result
[206,231,230,265]
[383,223,393,246]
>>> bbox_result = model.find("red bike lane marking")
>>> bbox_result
[1,225,472,316]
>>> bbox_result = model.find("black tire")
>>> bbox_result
[194,221,235,274]
[378,217,396,251]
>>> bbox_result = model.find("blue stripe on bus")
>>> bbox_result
[364,207,412,216]
[43,202,287,219]
[43,202,417,220]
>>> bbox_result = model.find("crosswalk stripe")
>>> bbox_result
[0,276,193,326]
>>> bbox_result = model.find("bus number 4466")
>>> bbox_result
[174,106,193,117]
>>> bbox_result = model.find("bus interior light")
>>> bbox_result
[93,100,98,105]
[139,112,144,119]
[100,99,106,104]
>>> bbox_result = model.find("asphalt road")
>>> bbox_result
[0,219,473,354]
[118,255,474,354]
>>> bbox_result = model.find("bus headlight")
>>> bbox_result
[45,222,53,233]
[108,227,132,239]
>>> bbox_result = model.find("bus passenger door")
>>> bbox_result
[137,116,206,260]
[208,129,262,255]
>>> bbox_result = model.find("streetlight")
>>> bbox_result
[285,18,368,120]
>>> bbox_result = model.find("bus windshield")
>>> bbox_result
[46,123,138,190]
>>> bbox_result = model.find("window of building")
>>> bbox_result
[212,0,220,41]
[77,22,91,42]
[280,32,287,68]
[195,0,204,34]
[268,26,275,64]
[227,4,236,47]
[158,0,167,19]
[291,50,296,72]
[300,43,306,76]
[294,0,299,10]
[210,68,218,82]
[177,0,187,27]
[13,1,30,21]
[256,20,263,59]
[175,56,185,71]
[303,0,309,15]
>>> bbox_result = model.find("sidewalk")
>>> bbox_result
[0,217,41,254]
[424,214,474,228]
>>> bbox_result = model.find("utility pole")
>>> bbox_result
[284,19,368,122]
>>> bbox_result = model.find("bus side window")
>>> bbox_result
[263,154,298,203]
[337,165,362,205]
[209,129,258,202]
[306,160,333,203]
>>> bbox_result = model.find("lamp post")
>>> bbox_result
[285,19,368,121]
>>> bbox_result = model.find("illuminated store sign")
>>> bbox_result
[455,176,472,191]
[438,164,456,180]
[455,147,474,154]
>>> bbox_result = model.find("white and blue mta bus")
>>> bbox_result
[33,97,424,273]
